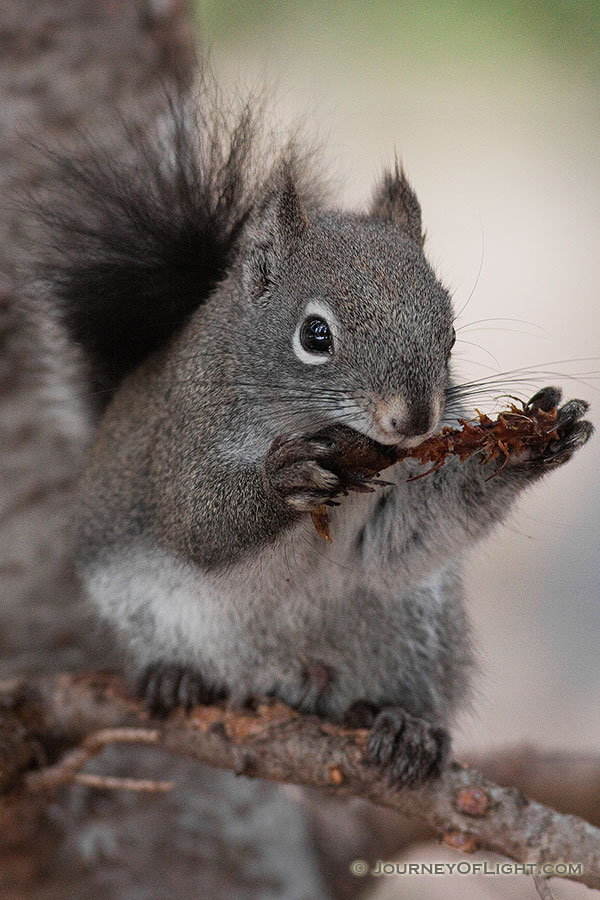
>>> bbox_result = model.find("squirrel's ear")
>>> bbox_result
[370,161,424,246]
[242,162,308,303]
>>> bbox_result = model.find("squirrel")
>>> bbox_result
[33,82,593,788]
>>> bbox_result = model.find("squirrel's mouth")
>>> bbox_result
[334,399,443,448]
[337,416,433,449]
[360,424,435,448]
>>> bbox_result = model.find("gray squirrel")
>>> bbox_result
[35,85,593,787]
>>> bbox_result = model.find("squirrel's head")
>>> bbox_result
[235,163,455,446]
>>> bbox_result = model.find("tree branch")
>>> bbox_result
[26,727,173,793]
[1,672,599,891]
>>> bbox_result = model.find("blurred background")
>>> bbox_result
[195,0,600,753]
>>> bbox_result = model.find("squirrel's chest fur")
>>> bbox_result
[86,485,463,724]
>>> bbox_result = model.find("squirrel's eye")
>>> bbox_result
[300,317,333,354]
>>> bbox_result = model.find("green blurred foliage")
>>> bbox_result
[194,0,600,77]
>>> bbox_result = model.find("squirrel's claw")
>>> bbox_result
[136,663,220,715]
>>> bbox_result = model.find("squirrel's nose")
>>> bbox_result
[389,402,433,438]
[376,397,436,444]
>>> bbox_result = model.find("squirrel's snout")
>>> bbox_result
[374,396,440,446]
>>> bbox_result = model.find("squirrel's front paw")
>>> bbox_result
[264,432,387,512]
[264,434,344,512]
[510,387,594,472]
[366,706,450,787]
[136,663,218,715]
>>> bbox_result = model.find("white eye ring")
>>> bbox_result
[292,301,339,366]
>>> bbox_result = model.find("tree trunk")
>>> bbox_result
[0,4,328,898]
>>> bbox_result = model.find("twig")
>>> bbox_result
[71,773,173,793]
[1,672,599,891]
[25,727,171,793]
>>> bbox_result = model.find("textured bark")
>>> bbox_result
[0,0,194,677]
[0,7,333,900]
[1,673,600,893]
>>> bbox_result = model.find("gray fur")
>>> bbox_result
[75,165,592,785]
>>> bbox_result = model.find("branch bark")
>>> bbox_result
[1,672,599,892]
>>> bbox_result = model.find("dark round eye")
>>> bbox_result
[300,317,333,354]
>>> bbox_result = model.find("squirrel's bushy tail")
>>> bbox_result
[30,78,319,406]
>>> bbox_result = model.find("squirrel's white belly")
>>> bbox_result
[85,489,448,719]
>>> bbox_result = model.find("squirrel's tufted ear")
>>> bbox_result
[242,162,308,303]
[370,161,424,246]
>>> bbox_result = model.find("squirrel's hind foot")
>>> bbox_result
[136,662,223,715]
[366,706,450,788]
